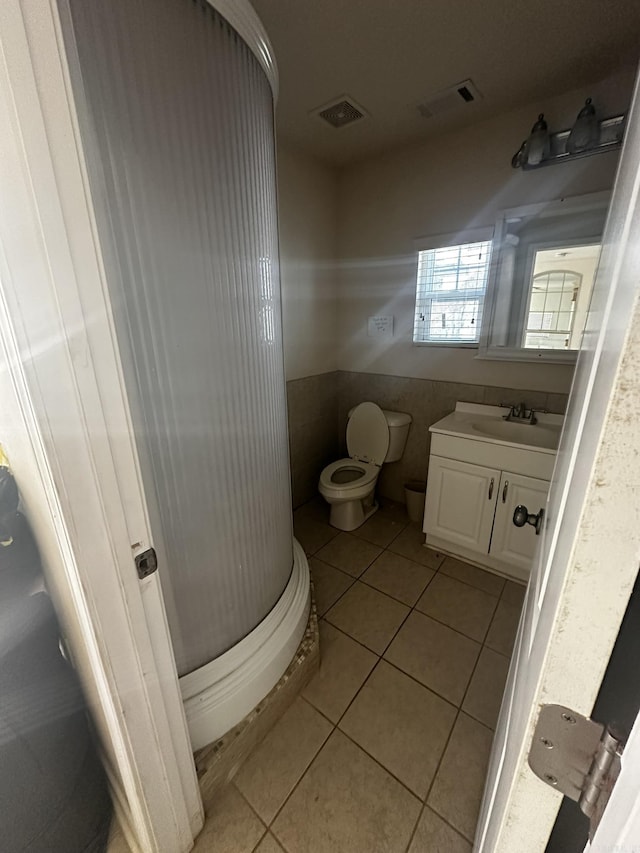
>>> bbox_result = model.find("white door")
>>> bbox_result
[0,1,207,850]
[476,69,640,852]
[424,456,499,554]
[489,472,550,581]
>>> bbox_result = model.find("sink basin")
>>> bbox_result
[471,419,561,450]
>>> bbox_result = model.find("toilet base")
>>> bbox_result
[329,496,378,532]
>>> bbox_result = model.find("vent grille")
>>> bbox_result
[417,79,482,119]
[314,96,367,129]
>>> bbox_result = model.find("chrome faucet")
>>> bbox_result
[504,402,537,425]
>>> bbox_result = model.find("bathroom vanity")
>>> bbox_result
[423,403,563,582]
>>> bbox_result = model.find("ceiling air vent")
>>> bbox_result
[313,96,368,129]
[416,79,482,119]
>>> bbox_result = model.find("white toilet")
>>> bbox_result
[319,402,412,531]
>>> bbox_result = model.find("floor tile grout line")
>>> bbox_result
[368,540,443,569]
[310,545,514,725]
[264,827,293,853]
[410,602,501,845]
[476,590,503,647]
[318,549,512,647]
[375,656,460,715]
[403,803,425,853]
[315,572,357,620]
[350,518,410,550]
[409,599,496,646]
[320,545,444,585]
[313,543,384,582]
[335,724,428,803]
[317,570,483,807]
[404,801,476,853]
[317,575,506,709]
[249,827,269,853]
[298,693,341,728]
[294,501,519,847]
[305,622,467,727]
[384,596,483,654]
[266,823,294,853]
[323,581,411,642]
[235,506,507,840]
[264,729,337,841]
[301,652,463,809]
[265,555,432,844]
[315,616,384,659]
[310,557,361,583]
[438,562,507,597]
[256,706,334,835]
[329,665,464,804]
[230,780,271,834]
[356,569,440,610]
[387,543,447,571]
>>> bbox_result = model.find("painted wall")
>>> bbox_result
[336,68,636,393]
[277,144,339,380]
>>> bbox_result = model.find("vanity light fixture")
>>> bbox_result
[511,100,626,170]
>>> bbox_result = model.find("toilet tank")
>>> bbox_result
[346,405,412,463]
[382,410,412,462]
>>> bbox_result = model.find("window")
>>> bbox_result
[413,239,492,344]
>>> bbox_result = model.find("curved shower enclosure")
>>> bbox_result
[63,0,309,749]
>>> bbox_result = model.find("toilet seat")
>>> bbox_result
[319,458,379,493]
[346,402,390,465]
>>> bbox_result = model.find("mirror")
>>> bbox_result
[479,192,609,363]
[523,243,600,350]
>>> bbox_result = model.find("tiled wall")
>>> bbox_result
[286,372,339,507]
[287,370,569,509]
[338,372,568,504]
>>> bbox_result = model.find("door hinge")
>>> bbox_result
[528,704,624,840]
[135,547,158,580]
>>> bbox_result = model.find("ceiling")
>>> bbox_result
[251,0,640,165]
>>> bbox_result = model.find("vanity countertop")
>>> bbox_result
[430,402,564,455]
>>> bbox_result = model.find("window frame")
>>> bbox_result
[412,227,494,348]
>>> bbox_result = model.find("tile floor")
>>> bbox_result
[192,497,525,853]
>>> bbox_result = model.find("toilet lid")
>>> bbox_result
[346,402,389,466]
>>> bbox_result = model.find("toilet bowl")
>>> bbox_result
[319,402,412,531]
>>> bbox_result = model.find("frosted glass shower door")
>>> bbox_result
[64,0,293,676]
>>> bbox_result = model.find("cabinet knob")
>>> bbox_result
[513,504,545,535]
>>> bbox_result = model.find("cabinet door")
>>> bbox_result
[424,456,500,554]
[490,471,550,576]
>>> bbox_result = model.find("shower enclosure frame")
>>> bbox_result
[0,0,284,849]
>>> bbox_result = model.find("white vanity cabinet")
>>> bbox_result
[423,403,562,582]
[424,457,501,554]
[489,471,550,573]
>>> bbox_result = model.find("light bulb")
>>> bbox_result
[526,114,549,166]
[567,98,597,154]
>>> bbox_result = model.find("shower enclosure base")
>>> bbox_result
[195,588,319,801]
[180,539,311,752]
